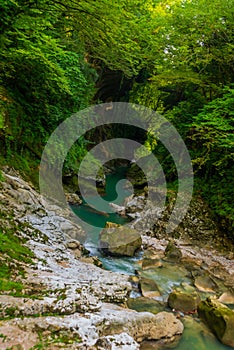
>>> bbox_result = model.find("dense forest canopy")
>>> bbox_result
[0,0,233,239]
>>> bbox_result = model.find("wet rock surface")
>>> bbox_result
[127,297,165,314]
[194,274,218,293]
[139,277,161,298]
[218,292,234,305]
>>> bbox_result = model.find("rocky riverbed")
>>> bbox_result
[0,168,233,349]
[0,169,183,349]
[108,191,234,348]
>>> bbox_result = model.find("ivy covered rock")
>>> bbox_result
[99,226,142,257]
[198,298,234,348]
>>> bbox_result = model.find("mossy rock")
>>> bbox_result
[99,226,142,257]
[168,290,200,313]
[198,297,234,347]
[127,297,165,314]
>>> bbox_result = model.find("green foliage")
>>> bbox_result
[149,86,234,238]
[0,274,24,294]
[148,0,234,89]
[129,0,234,238]
[190,88,234,168]
[0,0,233,240]
[55,0,154,77]
[0,170,4,182]
[0,0,96,174]
[0,208,34,294]
[0,227,33,263]
[188,87,234,231]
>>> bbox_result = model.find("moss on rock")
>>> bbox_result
[198,297,234,347]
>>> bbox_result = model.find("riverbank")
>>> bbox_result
[0,169,183,349]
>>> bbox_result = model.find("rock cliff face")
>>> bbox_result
[0,169,184,349]
[125,192,222,243]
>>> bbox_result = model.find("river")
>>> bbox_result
[72,167,233,350]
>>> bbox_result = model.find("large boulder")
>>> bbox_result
[198,298,234,348]
[94,304,184,343]
[99,226,142,257]
[168,290,200,313]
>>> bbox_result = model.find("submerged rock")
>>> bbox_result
[194,274,218,293]
[127,297,165,314]
[140,336,181,350]
[198,297,234,347]
[168,290,200,313]
[139,277,161,298]
[99,226,142,257]
[142,258,162,270]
